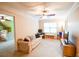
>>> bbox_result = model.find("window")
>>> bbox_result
[44,23,57,34]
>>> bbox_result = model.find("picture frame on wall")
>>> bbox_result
[0,16,4,21]
[0,16,4,20]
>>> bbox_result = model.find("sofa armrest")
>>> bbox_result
[17,41,31,53]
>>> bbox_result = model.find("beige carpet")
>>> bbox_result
[0,39,63,57]
[26,39,63,57]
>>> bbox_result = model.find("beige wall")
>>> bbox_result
[15,12,39,39]
[67,6,79,56]
[0,9,39,41]
[67,7,79,41]
[67,7,79,34]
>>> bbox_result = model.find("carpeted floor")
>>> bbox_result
[0,39,63,57]
[26,39,63,57]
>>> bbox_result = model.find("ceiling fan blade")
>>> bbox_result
[47,14,56,16]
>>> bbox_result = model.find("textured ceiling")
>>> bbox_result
[0,2,75,15]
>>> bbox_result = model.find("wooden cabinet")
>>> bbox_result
[63,44,76,57]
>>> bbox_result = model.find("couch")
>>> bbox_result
[17,36,41,54]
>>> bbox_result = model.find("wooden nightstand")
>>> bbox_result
[63,44,76,57]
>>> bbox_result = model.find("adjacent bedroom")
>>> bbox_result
[0,14,15,56]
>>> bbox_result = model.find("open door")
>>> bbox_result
[0,14,15,56]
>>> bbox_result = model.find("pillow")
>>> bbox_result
[24,36,30,41]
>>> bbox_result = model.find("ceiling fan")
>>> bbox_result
[36,7,56,17]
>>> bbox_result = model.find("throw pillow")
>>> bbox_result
[24,36,30,41]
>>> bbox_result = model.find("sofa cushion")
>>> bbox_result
[31,35,36,40]
[28,35,36,41]
[31,38,41,49]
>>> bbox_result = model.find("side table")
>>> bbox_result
[63,44,76,57]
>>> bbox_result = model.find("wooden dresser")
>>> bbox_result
[63,44,76,57]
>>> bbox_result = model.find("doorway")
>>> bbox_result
[0,14,15,56]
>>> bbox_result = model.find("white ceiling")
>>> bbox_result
[0,2,76,17]
[16,2,75,15]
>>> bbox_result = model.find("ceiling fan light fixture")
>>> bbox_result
[48,14,56,16]
[43,10,47,13]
